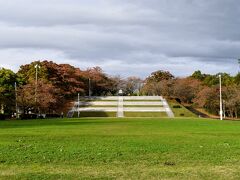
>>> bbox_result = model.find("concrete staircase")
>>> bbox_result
[68,96,174,118]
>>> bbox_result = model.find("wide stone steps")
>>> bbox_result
[123,96,163,100]
[75,102,118,106]
[123,102,163,105]
[75,101,163,106]
[69,96,174,118]
[75,107,117,112]
[83,96,164,100]
[76,107,166,112]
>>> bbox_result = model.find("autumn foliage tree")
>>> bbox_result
[84,67,118,96]
[2,61,240,119]
[193,86,220,114]
[141,70,175,96]
[17,79,56,114]
[18,61,85,97]
[173,78,202,104]
[143,70,240,118]
[15,61,119,114]
[224,85,240,118]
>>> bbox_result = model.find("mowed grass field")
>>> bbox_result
[1,118,240,179]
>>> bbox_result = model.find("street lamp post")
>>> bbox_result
[34,64,40,113]
[219,74,223,120]
[78,93,80,118]
[88,78,91,97]
[15,82,18,119]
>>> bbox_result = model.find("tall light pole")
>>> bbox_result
[219,74,223,120]
[88,78,91,97]
[34,64,40,113]
[15,82,18,119]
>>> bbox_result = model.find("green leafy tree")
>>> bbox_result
[146,70,174,83]
[234,73,240,85]
[17,61,48,84]
[0,68,17,114]
[191,70,207,81]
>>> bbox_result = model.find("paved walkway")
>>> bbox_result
[117,96,124,117]
[162,98,175,118]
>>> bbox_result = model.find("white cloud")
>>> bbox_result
[0,0,239,77]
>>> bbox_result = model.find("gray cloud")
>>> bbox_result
[0,0,239,77]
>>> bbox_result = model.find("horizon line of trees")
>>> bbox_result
[0,60,240,119]
[0,60,143,117]
[141,70,240,118]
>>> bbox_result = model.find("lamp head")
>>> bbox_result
[34,64,41,68]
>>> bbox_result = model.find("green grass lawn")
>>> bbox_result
[1,118,240,179]
[124,105,163,107]
[73,112,117,117]
[80,99,117,102]
[124,100,161,102]
[169,101,197,117]
[124,112,167,117]
[79,105,117,107]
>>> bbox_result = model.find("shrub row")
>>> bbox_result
[19,114,61,120]
[0,114,6,120]
[173,105,182,108]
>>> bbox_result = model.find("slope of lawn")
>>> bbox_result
[1,118,240,179]
[169,101,197,117]
[124,112,168,117]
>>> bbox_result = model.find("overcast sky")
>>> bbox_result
[0,0,239,78]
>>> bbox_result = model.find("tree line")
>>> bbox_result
[0,60,240,119]
[0,60,142,118]
[141,70,240,118]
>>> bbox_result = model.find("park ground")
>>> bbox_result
[1,118,240,179]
